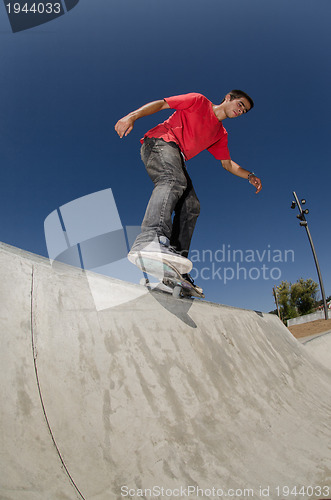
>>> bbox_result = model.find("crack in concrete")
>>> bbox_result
[30,265,86,500]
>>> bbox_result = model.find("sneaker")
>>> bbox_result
[182,273,204,294]
[128,236,192,274]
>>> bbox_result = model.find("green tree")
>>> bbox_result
[274,278,319,322]
[290,278,318,315]
[275,281,297,321]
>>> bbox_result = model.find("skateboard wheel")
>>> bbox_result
[173,285,182,299]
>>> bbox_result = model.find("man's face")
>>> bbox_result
[225,95,251,118]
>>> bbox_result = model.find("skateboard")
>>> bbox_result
[134,255,204,299]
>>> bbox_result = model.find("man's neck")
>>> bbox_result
[212,103,227,122]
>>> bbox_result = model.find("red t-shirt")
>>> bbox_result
[141,93,231,161]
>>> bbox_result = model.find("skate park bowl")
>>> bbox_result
[0,242,330,500]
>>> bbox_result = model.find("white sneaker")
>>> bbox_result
[128,236,192,274]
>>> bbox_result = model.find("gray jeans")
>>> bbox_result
[131,137,200,258]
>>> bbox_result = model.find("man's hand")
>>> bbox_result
[249,174,262,194]
[115,99,170,139]
[221,159,262,194]
[115,115,135,138]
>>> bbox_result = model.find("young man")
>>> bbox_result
[115,91,262,290]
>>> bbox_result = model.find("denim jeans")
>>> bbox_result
[131,137,200,258]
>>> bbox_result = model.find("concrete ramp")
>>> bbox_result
[1,243,330,500]
[302,332,331,372]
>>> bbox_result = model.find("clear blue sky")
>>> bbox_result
[1,0,330,312]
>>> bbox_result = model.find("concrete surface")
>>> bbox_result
[0,242,331,500]
[287,309,330,327]
[301,331,331,372]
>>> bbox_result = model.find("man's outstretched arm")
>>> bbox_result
[221,159,262,194]
[115,99,170,138]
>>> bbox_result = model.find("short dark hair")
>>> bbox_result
[223,89,254,111]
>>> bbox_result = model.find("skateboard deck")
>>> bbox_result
[134,255,204,299]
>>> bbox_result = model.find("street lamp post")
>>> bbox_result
[272,285,281,320]
[291,191,328,320]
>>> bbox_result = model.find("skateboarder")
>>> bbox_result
[115,91,262,292]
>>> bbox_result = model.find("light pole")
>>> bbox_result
[291,191,328,320]
[272,285,281,320]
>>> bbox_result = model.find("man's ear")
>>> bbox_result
[224,93,232,102]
